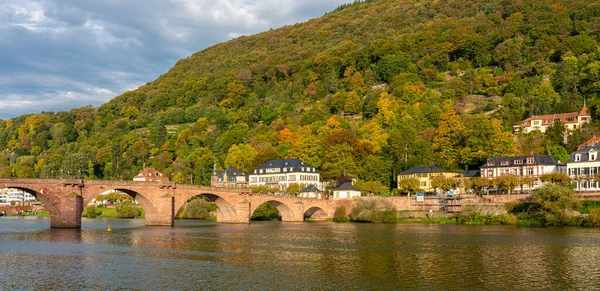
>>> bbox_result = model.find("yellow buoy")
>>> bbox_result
[107,225,112,232]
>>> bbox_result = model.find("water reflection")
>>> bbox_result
[1,216,600,290]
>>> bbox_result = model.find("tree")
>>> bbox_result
[344,92,362,114]
[431,175,459,194]
[225,144,258,174]
[496,174,520,195]
[397,177,420,195]
[540,173,572,187]
[356,180,389,196]
[433,100,466,169]
[286,183,306,196]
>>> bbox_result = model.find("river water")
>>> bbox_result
[1,217,600,290]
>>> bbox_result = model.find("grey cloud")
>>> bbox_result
[0,0,349,119]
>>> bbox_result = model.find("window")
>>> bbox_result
[500,160,509,166]
[591,154,596,161]
[575,155,581,162]
[283,168,287,172]
[528,168,533,176]
[487,162,495,166]
[526,158,534,164]
[251,177,257,183]
[420,181,427,187]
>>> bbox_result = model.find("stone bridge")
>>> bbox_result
[0,178,342,228]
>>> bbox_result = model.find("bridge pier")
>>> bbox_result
[50,192,83,228]
[144,196,174,226]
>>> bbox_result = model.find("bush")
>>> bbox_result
[83,205,98,218]
[350,199,397,223]
[115,201,141,218]
[182,198,211,219]
[251,203,281,220]
[333,206,347,222]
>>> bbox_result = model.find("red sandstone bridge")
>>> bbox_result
[0,178,343,228]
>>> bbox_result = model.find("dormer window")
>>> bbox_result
[526,158,534,164]
[575,155,581,162]
[591,154,596,161]
[514,159,523,165]
[500,160,509,166]
[487,162,495,167]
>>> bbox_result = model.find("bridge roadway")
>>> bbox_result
[0,178,345,228]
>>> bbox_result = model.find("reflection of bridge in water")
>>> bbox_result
[0,178,345,228]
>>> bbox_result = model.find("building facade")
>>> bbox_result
[513,105,591,134]
[298,185,322,199]
[133,167,170,182]
[333,182,361,199]
[480,155,566,189]
[0,188,36,205]
[398,164,461,193]
[567,143,600,191]
[211,166,248,188]
[249,158,319,191]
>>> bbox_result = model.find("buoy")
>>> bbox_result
[107,225,112,232]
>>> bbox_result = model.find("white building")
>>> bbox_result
[567,142,600,190]
[333,182,361,199]
[0,188,36,205]
[479,155,566,190]
[249,158,320,191]
[298,185,322,199]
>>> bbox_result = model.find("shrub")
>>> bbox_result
[115,201,141,218]
[333,206,347,222]
[183,198,211,219]
[83,205,98,218]
[350,199,397,223]
[251,203,281,220]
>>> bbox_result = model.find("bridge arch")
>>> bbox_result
[303,206,328,220]
[175,192,237,223]
[250,200,296,222]
[85,188,158,219]
[5,186,60,216]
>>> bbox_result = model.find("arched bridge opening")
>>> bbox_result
[175,193,238,224]
[83,189,148,220]
[251,200,296,222]
[304,206,328,220]
[0,187,58,217]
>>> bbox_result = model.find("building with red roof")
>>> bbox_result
[513,105,591,134]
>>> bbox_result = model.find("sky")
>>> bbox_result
[0,0,350,120]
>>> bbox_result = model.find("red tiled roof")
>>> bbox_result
[134,167,170,182]
[520,106,589,127]
[578,136,600,150]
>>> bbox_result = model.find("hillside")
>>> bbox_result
[1,0,600,194]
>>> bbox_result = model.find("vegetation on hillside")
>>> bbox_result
[1,0,600,193]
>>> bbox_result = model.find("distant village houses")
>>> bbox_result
[513,105,591,134]
[133,167,170,182]
[211,165,247,188]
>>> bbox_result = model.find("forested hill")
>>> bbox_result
[1,0,600,194]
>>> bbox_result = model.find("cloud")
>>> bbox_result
[0,0,349,119]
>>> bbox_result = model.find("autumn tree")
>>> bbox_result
[433,100,466,169]
[397,177,420,195]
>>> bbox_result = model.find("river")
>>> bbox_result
[1,217,599,290]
